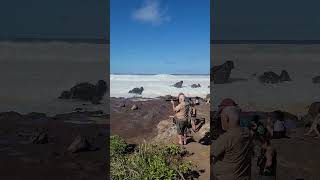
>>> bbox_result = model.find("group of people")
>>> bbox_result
[171,94,320,179]
[211,98,278,180]
[170,93,202,145]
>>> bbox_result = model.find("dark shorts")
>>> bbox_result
[175,118,188,135]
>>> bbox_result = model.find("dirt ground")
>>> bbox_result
[111,97,211,179]
[0,111,108,180]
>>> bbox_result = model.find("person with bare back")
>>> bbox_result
[171,93,190,145]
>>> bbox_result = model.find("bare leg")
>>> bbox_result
[183,134,187,145]
[178,135,183,145]
[192,122,196,131]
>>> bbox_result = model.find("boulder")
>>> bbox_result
[69,82,96,100]
[279,70,292,82]
[211,61,234,84]
[172,81,183,88]
[191,84,201,88]
[67,135,93,153]
[258,71,280,84]
[59,80,107,104]
[128,87,144,95]
[259,70,292,84]
[312,76,320,84]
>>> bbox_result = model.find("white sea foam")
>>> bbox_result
[110,74,210,98]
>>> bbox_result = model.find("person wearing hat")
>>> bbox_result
[213,98,239,137]
[211,106,254,180]
[218,98,238,113]
[171,93,190,145]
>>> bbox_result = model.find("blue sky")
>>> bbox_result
[0,0,107,39]
[110,0,210,74]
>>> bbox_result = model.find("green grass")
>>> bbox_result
[110,135,194,180]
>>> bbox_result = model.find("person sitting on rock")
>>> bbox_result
[171,93,190,145]
[304,111,320,138]
[257,136,277,179]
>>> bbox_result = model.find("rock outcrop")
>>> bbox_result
[191,84,201,88]
[128,87,144,95]
[59,80,107,104]
[172,81,183,88]
[211,61,234,84]
[259,70,292,84]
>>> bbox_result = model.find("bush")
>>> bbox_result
[110,135,128,156]
[110,136,193,180]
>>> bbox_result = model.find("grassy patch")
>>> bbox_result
[110,135,194,180]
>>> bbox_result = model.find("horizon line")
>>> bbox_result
[110,73,210,75]
[211,39,320,44]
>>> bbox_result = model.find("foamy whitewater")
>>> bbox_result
[110,74,210,98]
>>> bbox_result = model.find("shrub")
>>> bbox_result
[110,135,128,157]
[110,136,193,180]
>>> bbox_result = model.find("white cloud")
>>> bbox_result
[132,0,170,26]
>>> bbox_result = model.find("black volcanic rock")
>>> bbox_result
[172,81,183,88]
[211,61,234,84]
[259,70,292,84]
[259,71,281,84]
[59,80,107,104]
[191,84,201,88]
[128,87,144,95]
[279,70,292,82]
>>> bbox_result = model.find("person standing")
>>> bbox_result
[211,106,254,180]
[171,93,190,145]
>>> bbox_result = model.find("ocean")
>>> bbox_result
[0,41,109,115]
[110,74,210,98]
